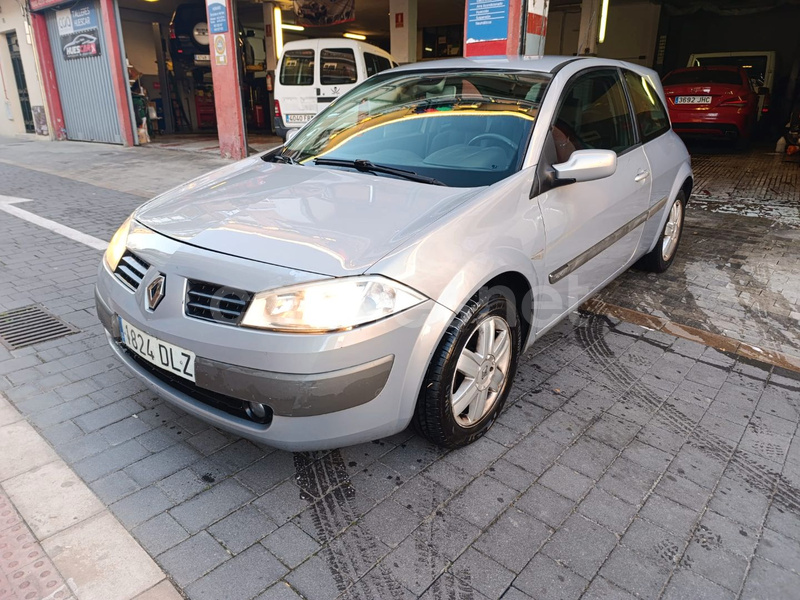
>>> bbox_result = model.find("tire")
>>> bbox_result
[635,191,686,273]
[412,290,522,448]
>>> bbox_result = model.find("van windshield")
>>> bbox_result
[279,70,551,188]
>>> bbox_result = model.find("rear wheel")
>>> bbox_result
[413,291,521,448]
[635,191,686,273]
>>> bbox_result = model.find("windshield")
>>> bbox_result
[280,69,551,187]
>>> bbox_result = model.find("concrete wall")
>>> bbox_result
[121,20,158,76]
[0,0,45,136]
[546,0,660,66]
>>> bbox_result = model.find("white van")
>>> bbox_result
[274,38,397,140]
[687,51,775,117]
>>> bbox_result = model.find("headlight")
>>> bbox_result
[104,215,133,271]
[240,276,426,333]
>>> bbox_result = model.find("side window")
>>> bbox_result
[279,50,315,86]
[623,70,670,143]
[365,52,392,77]
[551,69,635,163]
[320,48,357,85]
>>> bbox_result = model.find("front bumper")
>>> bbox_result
[95,229,454,450]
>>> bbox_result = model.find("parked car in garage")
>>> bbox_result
[274,38,397,140]
[663,66,760,147]
[96,56,692,451]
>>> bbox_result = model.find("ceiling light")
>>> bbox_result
[273,7,283,58]
[598,0,609,43]
[343,32,366,41]
[282,24,304,31]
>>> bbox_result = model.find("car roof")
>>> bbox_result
[390,55,584,75]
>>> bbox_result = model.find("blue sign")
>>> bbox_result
[208,1,229,34]
[70,1,98,33]
[466,0,508,43]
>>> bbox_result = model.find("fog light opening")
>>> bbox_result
[246,401,271,424]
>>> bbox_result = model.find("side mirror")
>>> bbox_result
[757,86,769,95]
[552,149,617,185]
[284,128,300,142]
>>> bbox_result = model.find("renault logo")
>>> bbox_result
[146,274,166,311]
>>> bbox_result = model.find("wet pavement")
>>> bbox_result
[0,141,799,599]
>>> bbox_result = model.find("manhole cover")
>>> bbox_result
[0,305,78,350]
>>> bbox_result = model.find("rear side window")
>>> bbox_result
[280,49,314,86]
[551,69,634,162]
[320,48,357,85]
[662,70,743,86]
[623,71,670,143]
[364,52,392,76]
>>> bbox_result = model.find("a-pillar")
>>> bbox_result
[206,0,247,159]
[524,0,550,56]
[464,0,524,57]
[577,0,601,56]
[390,0,417,64]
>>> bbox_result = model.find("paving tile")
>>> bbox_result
[581,576,636,600]
[3,460,104,539]
[559,436,619,479]
[577,488,637,534]
[473,508,550,573]
[0,421,60,482]
[600,546,672,599]
[450,547,514,599]
[640,493,700,537]
[514,552,588,600]
[170,479,254,534]
[663,569,735,600]
[285,553,349,600]
[185,544,287,600]
[253,480,312,526]
[681,539,747,592]
[125,443,202,487]
[379,536,448,596]
[598,457,659,505]
[411,509,482,561]
[447,475,516,528]
[421,570,489,600]
[261,522,321,569]
[327,523,392,582]
[514,483,575,528]
[208,504,278,554]
[486,458,537,492]
[538,463,593,502]
[740,556,800,600]
[360,499,419,548]
[542,513,618,579]
[391,475,452,518]
[255,582,303,600]
[109,485,174,529]
[89,470,141,504]
[132,512,190,556]
[157,531,230,587]
[756,527,800,573]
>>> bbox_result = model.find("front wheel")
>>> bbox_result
[413,291,521,448]
[635,191,686,273]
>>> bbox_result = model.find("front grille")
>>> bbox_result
[185,280,253,325]
[114,252,150,290]
[122,346,272,424]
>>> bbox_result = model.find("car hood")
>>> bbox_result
[135,157,481,277]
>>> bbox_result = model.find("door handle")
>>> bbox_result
[634,170,650,183]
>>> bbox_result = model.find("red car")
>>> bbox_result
[662,66,759,147]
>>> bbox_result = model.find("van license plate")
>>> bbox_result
[675,96,711,104]
[119,317,196,382]
[286,114,313,123]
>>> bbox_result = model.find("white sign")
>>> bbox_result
[56,8,74,36]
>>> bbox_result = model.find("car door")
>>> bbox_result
[317,45,359,113]
[622,69,685,255]
[534,68,652,331]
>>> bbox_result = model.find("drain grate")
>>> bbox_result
[0,305,78,350]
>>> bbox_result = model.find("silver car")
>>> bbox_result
[96,56,692,451]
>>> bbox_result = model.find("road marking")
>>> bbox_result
[0,195,108,251]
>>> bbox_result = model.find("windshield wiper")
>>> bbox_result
[265,151,303,166]
[313,158,445,186]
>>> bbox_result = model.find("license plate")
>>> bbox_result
[675,96,712,105]
[194,54,210,62]
[119,317,196,382]
[286,114,313,123]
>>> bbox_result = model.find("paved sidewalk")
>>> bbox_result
[0,142,799,599]
[0,395,181,600]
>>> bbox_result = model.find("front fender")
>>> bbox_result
[368,168,544,343]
